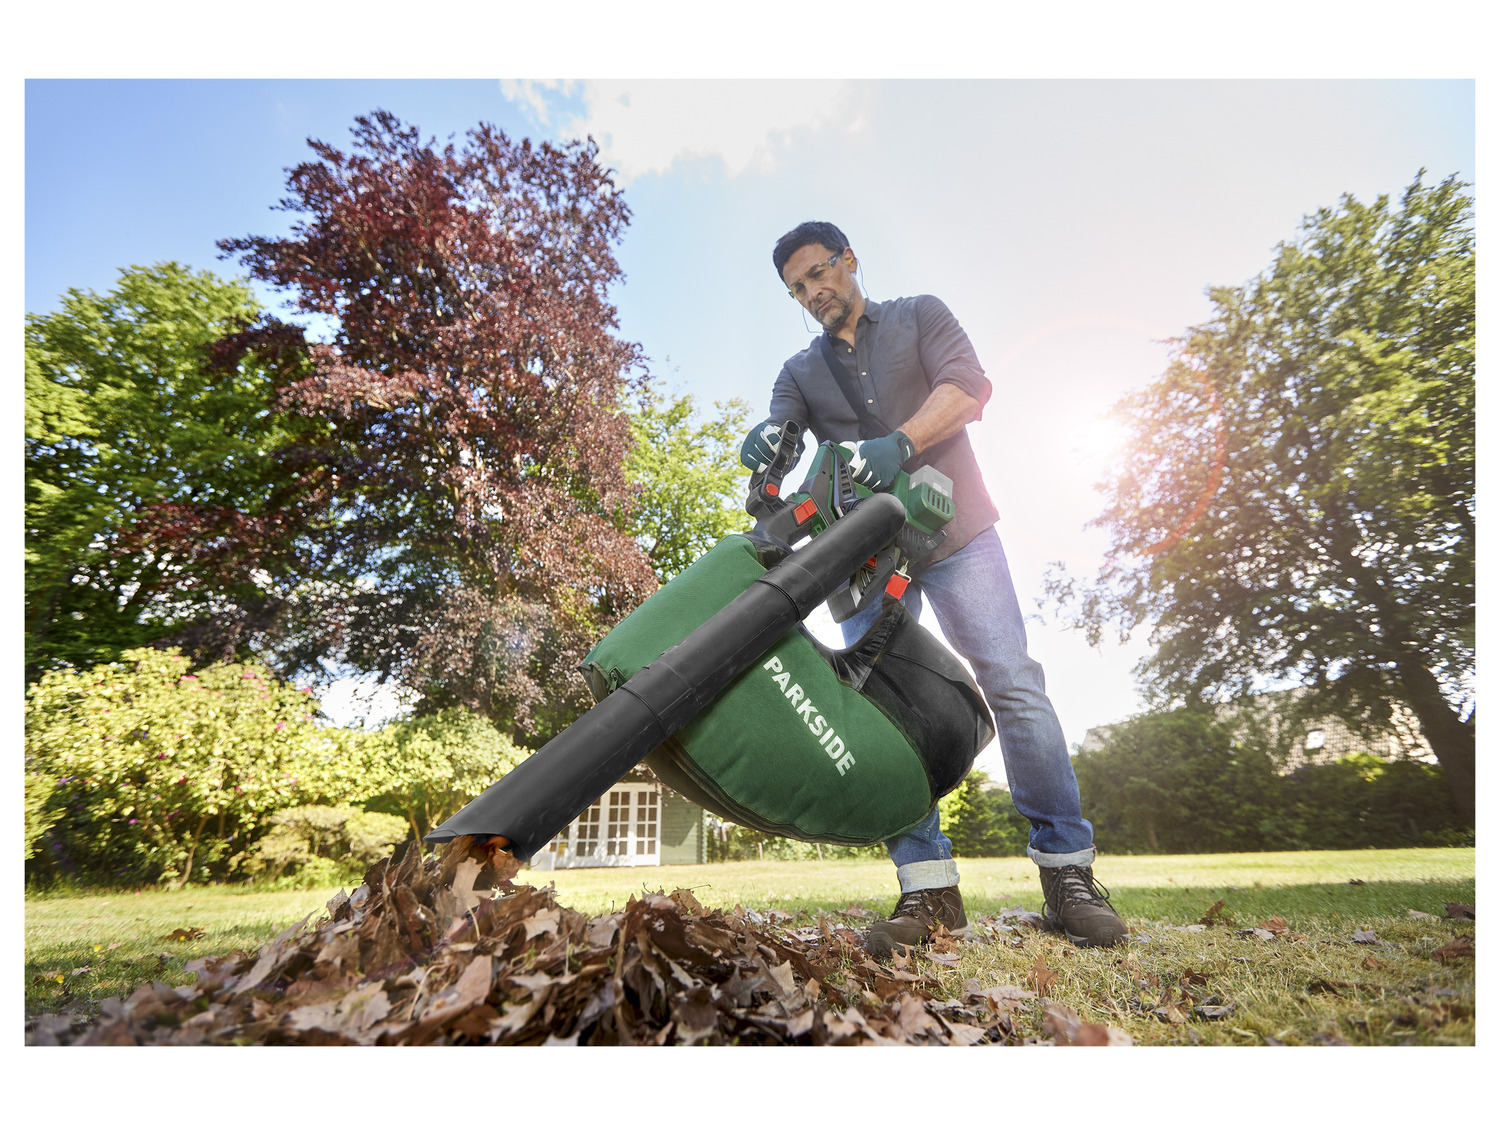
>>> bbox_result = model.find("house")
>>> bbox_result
[528,779,709,870]
[1075,687,1437,773]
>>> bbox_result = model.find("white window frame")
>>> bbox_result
[539,783,660,868]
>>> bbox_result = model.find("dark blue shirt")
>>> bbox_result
[767,294,999,563]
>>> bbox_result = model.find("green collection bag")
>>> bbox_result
[582,534,995,846]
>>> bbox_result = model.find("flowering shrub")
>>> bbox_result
[25,648,363,886]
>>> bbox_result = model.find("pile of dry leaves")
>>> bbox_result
[32,837,1129,1046]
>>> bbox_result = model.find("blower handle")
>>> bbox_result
[746,419,802,519]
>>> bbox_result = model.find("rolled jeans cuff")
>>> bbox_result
[894,859,960,893]
[1029,845,1097,869]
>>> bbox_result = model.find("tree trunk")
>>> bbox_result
[1335,534,1475,825]
[175,815,210,890]
[1394,656,1475,824]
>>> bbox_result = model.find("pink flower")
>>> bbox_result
[275,721,287,731]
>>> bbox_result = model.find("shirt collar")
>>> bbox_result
[821,297,883,343]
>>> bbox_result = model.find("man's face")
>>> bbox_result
[781,243,858,333]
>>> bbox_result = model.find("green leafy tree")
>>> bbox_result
[1048,173,1474,821]
[1072,711,1281,854]
[623,381,753,582]
[358,708,525,840]
[937,770,1030,857]
[24,264,317,679]
[26,648,359,887]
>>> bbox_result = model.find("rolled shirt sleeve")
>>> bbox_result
[913,295,992,415]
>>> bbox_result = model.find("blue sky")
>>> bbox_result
[16,10,1483,788]
[22,77,1477,777]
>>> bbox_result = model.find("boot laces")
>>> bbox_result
[1054,865,1111,907]
[890,889,943,924]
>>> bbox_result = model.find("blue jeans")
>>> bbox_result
[839,525,1095,892]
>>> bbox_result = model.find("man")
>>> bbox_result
[741,221,1128,956]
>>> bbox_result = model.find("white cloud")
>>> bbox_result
[498,79,579,127]
[502,79,872,182]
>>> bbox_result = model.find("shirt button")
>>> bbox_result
[866,398,874,404]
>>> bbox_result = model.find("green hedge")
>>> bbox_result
[1073,710,1470,854]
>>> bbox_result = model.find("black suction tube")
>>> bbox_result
[424,492,908,859]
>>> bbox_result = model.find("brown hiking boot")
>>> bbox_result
[865,886,969,961]
[1039,864,1129,947]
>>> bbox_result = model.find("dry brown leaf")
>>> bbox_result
[1433,935,1474,964]
[1307,978,1347,995]
[670,986,720,1045]
[1154,1002,1190,1024]
[764,959,797,999]
[1042,1000,1132,1046]
[448,858,485,913]
[1027,953,1059,997]
[669,888,707,917]
[522,909,561,941]
[979,984,1035,1015]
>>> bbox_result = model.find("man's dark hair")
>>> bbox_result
[772,221,851,279]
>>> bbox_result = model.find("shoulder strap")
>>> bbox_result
[817,334,888,440]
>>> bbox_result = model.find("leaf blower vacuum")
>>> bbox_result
[425,421,994,858]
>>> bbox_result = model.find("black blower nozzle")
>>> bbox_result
[424,491,908,859]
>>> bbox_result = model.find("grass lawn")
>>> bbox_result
[27,847,1474,1045]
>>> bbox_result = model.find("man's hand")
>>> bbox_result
[839,431,915,492]
[740,420,800,473]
